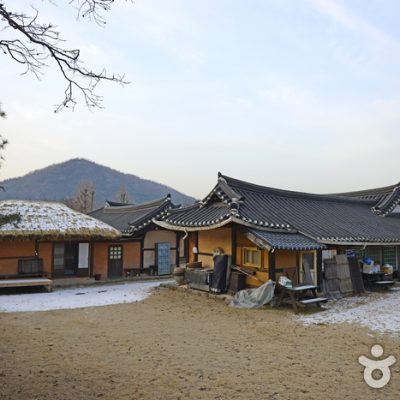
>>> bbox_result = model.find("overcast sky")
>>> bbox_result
[1,0,399,199]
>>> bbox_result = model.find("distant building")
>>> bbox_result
[90,195,181,278]
[0,200,120,280]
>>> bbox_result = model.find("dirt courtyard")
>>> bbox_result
[1,288,400,400]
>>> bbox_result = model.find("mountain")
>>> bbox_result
[0,159,195,207]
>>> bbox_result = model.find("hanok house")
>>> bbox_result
[0,200,120,284]
[89,195,181,278]
[154,173,400,288]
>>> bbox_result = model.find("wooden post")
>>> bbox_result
[317,249,323,288]
[269,250,276,281]
[184,232,189,262]
[140,238,144,272]
[35,239,39,257]
[194,232,199,263]
[175,232,180,268]
[89,242,94,278]
[231,225,237,265]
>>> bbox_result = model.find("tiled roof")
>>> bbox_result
[334,182,400,217]
[90,195,177,235]
[333,183,399,201]
[163,202,231,228]
[246,228,326,251]
[155,174,400,245]
[372,185,400,216]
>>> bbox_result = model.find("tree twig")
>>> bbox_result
[0,1,130,111]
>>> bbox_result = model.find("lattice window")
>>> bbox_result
[53,243,65,270]
[109,246,122,260]
[243,248,261,268]
[350,248,365,260]
[382,246,397,267]
[365,247,382,264]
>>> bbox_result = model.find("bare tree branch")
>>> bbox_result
[0,1,130,112]
[0,103,7,167]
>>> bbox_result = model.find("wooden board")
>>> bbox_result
[0,278,52,288]
[347,256,365,294]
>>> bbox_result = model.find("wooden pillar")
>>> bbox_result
[89,242,94,278]
[175,232,180,268]
[317,249,323,288]
[35,239,39,257]
[140,238,144,272]
[296,252,300,284]
[269,250,276,281]
[231,225,237,266]
[194,232,199,263]
[184,233,189,261]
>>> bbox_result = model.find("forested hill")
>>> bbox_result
[0,158,195,207]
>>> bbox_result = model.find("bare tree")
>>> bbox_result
[116,185,130,204]
[0,1,129,112]
[0,104,20,225]
[65,180,96,213]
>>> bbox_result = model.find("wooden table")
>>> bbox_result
[362,272,394,290]
[275,284,328,313]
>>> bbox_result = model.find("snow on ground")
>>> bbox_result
[0,280,173,313]
[297,287,400,335]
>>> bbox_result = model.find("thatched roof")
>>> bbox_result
[0,200,121,240]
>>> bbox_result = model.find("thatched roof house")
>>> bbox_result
[0,200,120,241]
[0,200,122,281]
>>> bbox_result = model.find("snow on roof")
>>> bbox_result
[0,200,121,240]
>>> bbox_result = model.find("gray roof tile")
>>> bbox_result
[247,228,326,251]
[157,174,400,244]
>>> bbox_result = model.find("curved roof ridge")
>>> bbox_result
[332,182,400,199]
[372,185,400,216]
[219,173,374,204]
[104,195,171,213]
[105,200,135,207]
[165,201,201,214]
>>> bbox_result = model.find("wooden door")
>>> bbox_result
[108,245,123,278]
[52,242,78,278]
[156,242,171,275]
[53,243,65,279]
[300,251,317,285]
[64,242,78,276]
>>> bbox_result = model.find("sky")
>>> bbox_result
[1,0,400,199]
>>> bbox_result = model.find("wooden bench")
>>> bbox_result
[375,280,395,289]
[0,277,53,292]
[0,258,52,291]
[276,284,328,313]
[299,297,328,305]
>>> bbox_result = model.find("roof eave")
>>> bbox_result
[318,239,400,246]
[153,217,233,231]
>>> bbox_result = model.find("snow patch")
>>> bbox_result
[297,287,400,335]
[0,280,172,312]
